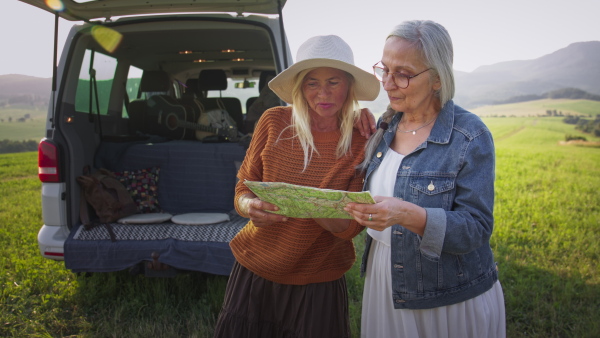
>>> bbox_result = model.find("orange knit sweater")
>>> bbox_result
[231,106,367,285]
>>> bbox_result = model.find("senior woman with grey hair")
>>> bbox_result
[345,20,506,337]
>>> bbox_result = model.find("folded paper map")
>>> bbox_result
[244,181,375,219]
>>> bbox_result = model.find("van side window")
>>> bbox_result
[123,66,143,119]
[74,50,118,115]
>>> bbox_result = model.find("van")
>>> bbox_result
[25,0,291,276]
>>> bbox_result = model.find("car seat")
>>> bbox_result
[197,69,245,134]
[245,70,276,112]
[128,70,195,139]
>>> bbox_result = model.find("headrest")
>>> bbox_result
[198,69,227,91]
[259,71,276,92]
[184,79,199,97]
[140,70,171,93]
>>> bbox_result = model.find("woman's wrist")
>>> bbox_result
[237,194,254,218]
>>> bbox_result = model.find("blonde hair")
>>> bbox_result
[280,68,361,171]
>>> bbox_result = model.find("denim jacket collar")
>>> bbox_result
[370,100,456,176]
[428,100,455,145]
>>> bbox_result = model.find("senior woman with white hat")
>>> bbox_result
[213,35,380,338]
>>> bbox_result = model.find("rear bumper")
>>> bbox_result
[38,224,68,260]
[63,211,247,275]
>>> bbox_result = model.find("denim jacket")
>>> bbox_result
[360,100,498,309]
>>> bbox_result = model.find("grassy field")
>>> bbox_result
[0,105,47,141]
[471,98,600,117]
[486,117,599,336]
[1,109,599,336]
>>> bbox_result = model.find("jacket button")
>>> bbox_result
[395,299,405,303]
[376,152,382,158]
[393,230,403,235]
[394,264,403,269]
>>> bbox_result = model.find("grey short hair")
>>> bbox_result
[388,20,455,106]
[358,20,455,172]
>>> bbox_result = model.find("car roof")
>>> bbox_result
[18,0,287,21]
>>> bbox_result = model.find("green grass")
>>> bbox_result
[0,119,46,141]
[486,117,599,336]
[485,116,600,144]
[0,154,226,336]
[1,111,599,337]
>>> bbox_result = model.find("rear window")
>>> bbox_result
[207,78,260,114]
[123,66,143,118]
[74,50,117,115]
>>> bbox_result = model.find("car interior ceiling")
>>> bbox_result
[87,24,276,81]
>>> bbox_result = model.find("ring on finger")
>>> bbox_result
[368,213,372,221]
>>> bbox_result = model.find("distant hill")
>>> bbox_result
[0,74,51,99]
[455,41,600,108]
[0,74,51,109]
[492,88,600,105]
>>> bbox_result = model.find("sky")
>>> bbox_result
[2,0,600,78]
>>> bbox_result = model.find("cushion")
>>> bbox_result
[171,213,230,225]
[117,213,173,224]
[113,167,161,213]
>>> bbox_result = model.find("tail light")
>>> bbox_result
[38,140,60,182]
[44,251,64,258]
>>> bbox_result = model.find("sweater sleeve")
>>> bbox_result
[330,131,366,240]
[331,219,364,240]
[233,108,277,214]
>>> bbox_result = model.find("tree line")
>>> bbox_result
[0,139,38,154]
[563,115,600,138]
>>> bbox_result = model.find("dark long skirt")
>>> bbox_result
[213,261,351,338]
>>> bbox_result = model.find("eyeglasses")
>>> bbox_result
[373,62,432,89]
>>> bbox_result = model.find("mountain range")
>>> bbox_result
[0,74,52,100]
[455,41,600,108]
[1,41,599,111]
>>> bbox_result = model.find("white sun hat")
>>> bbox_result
[268,35,380,104]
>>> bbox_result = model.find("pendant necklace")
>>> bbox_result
[397,116,436,135]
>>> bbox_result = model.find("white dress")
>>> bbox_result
[361,149,506,338]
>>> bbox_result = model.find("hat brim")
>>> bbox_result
[268,59,381,104]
